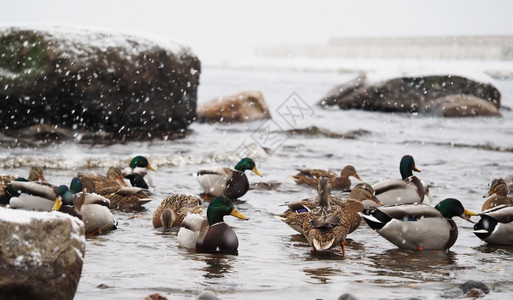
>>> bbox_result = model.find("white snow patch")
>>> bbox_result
[0,24,195,60]
[0,207,83,227]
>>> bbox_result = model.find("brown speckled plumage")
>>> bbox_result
[482,178,513,211]
[292,165,361,191]
[78,167,125,192]
[153,194,203,228]
[280,194,345,236]
[96,186,152,212]
[303,180,380,254]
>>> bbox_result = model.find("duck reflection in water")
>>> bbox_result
[202,255,234,279]
[303,267,340,284]
[369,249,457,276]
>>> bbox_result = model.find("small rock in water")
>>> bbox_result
[96,284,111,289]
[196,90,271,123]
[465,288,485,298]
[459,280,490,295]
[144,293,168,300]
[338,293,358,300]
[197,290,219,300]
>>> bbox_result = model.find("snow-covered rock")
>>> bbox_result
[0,207,85,300]
[318,74,501,117]
[197,90,271,123]
[0,25,200,141]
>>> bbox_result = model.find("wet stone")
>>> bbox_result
[0,26,201,141]
[0,208,86,300]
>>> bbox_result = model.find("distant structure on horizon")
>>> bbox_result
[256,36,513,60]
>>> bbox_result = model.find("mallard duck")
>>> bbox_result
[302,179,381,255]
[292,165,361,191]
[370,155,430,207]
[196,157,262,199]
[51,185,82,219]
[473,205,513,245]
[481,178,513,211]
[152,194,203,228]
[58,177,116,235]
[124,173,149,189]
[360,198,476,250]
[1,166,47,205]
[77,167,126,191]
[177,196,248,253]
[280,180,380,235]
[122,156,156,188]
[96,185,152,212]
[9,180,60,211]
[78,171,152,211]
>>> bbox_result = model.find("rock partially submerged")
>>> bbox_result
[0,26,201,141]
[285,126,371,139]
[196,90,271,123]
[319,74,501,117]
[0,208,86,300]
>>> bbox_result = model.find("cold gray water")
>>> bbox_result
[1,67,513,299]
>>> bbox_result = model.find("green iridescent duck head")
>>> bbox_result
[206,196,249,225]
[234,157,262,176]
[399,155,421,179]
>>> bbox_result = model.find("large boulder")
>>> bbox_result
[196,90,271,123]
[0,208,86,300]
[0,26,201,141]
[319,74,501,117]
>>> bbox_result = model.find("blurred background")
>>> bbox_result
[2,0,512,67]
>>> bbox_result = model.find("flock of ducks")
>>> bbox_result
[1,154,512,256]
[285,154,513,255]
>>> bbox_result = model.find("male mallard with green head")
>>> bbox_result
[8,181,60,211]
[122,156,156,188]
[153,194,203,228]
[177,196,248,253]
[370,155,430,207]
[361,198,476,250]
[292,165,361,191]
[481,178,513,211]
[302,179,381,255]
[57,177,117,235]
[474,205,513,245]
[196,157,262,199]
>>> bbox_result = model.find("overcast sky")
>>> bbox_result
[2,0,513,64]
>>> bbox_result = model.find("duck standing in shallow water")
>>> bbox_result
[370,155,430,207]
[196,157,262,199]
[177,196,248,253]
[302,179,381,255]
[280,179,380,236]
[292,165,361,191]
[481,178,513,211]
[361,198,476,251]
[474,205,513,245]
[153,194,203,228]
